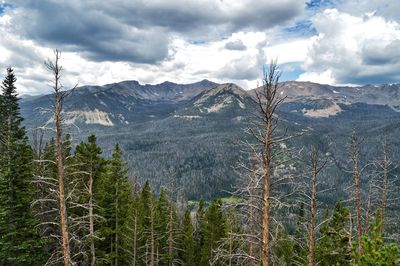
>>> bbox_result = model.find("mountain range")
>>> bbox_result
[20,80,400,200]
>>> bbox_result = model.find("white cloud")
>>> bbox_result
[2,1,400,94]
[300,8,400,85]
[0,1,307,94]
[297,70,334,85]
[265,39,310,64]
[338,0,400,20]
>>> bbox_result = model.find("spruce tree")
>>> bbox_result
[315,202,352,265]
[354,210,400,265]
[96,144,134,265]
[180,210,196,265]
[0,67,46,264]
[195,199,206,263]
[200,200,226,265]
[70,134,104,265]
[139,181,156,265]
[155,189,169,263]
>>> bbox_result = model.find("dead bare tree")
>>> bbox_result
[380,141,389,233]
[306,147,327,266]
[160,167,183,266]
[252,59,300,266]
[43,49,77,265]
[221,60,300,266]
[366,139,399,236]
[349,130,363,255]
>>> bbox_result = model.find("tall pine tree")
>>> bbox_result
[316,202,352,266]
[200,200,226,265]
[0,67,46,265]
[180,209,196,265]
[70,134,104,265]
[96,144,134,265]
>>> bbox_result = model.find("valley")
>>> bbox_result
[20,80,400,200]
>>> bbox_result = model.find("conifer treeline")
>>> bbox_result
[0,67,234,265]
[1,63,400,265]
[37,133,232,265]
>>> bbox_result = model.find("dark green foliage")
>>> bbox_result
[155,189,170,263]
[200,199,226,265]
[272,225,295,265]
[354,210,400,265]
[316,202,352,266]
[0,68,46,265]
[96,144,135,265]
[194,199,206,263]
[69,134,104,263]
[180,210,196,265]
[292,202,308,265]
[138,180,153,252]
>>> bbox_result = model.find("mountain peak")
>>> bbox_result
[184,83,252,114]
[203,83,247,97]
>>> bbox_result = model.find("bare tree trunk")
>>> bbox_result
[46,49,71,266]
[115,181,119,266]
[261,145,271,266]
[150,207,155,266]
[228,235,233,266]
[145,242,149,266]
[308,147,325,266]
[380,142,389,233]
[350,130,363,255]
[348,214,353,251]
[168,205,174,265]
[133,215,137,266]
[248,188,255,263]
[256,61,283,266]
[89,171,95,266]
[365,183,372,235]
[156,245,159,266]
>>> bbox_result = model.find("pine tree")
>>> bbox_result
[293,202,308,264]
[272,225,295,265]
[180,210,196,265]
[316,202,352,266]
[200,200,226,265]
[354,210,400,265]
[155,189,178,265]
[0,67,46,264]
[70,134,104,265]
[96,144,134,265]
[218,207,242,265]
[195,199,206,263]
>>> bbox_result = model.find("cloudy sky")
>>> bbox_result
[1,0,400,95]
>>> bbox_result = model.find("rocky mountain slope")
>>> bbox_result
[20,80,400,200]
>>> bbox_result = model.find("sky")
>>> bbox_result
[1,0,400,95]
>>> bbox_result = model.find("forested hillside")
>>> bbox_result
[20,74,400,201]
[1,54,400,265]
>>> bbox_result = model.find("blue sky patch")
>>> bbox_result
[190,40,207,45]
[306,0,337,10]
[0,2,13,15]
[278,62,304,82]
[284,20,317,36]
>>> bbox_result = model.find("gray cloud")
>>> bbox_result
[225,40,247,51]
[216,43,266,80]
[9,0,303,64]
[302,9,400,85]
[361,40,400,65]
